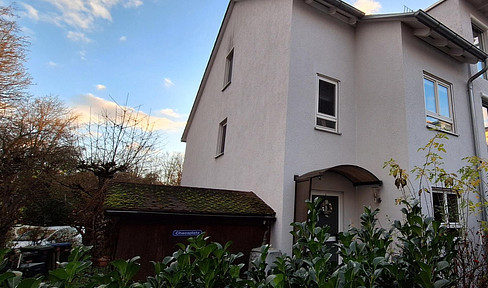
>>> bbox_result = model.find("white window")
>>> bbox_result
[216,118,227,157]
[432,188,460,227]
[223,49,234,89]
[473,23,486,79]
[423,73,454,132]
[316,75,339,132]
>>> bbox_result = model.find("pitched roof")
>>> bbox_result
[104,182,276,218]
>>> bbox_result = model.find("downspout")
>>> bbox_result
[467,59,488,223]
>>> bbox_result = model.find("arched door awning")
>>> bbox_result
[294,164,382,186]
[293,165,382,223]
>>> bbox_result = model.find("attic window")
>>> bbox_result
[216,118,227,157]
[223,49,234,89]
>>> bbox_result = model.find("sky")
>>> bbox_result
[3,0,439,153]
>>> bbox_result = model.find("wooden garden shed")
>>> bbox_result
[104,182,276,277]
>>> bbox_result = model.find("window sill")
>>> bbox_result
[215,152,224,159]
[315,126,342,135]
[426,125,459,137]
[222,81,231,91]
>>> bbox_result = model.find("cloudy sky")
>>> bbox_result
[4,0,437,153]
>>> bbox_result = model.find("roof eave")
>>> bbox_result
[105,209,277,221]
[363,10,487,64]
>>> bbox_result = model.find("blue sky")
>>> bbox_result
[4,0,437,153]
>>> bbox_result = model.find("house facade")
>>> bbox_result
[181,0,488,253]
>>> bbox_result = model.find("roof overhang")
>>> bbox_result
[304,0,365,25]
[363,10,488,64]
[105,209,277,220]
[294,164,383,186]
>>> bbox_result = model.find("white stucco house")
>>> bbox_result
[181,0,488,254]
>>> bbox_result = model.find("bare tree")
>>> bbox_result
[0,5,31,107]
[0,96,78,247]
[159,152,183,186]
[73,102,159,255]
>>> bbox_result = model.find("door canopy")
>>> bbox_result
[294,164,382,187]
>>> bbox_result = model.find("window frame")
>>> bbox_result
[315,74,340,133]
[472,22,487,79]
[216,118,227,158]
[432,187,461,228]
[223,49,234,90]
[423,73,455,133]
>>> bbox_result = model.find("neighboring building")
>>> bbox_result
[181,0,488,254]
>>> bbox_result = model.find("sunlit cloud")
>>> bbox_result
[67,31,92,43]
[119,35,127,41]
[159,109,182,118]
[48,61,58,67]
[164,78,174,88]
[352,0,381,14]
[96,84,106,90]
[23,0,144,37]
[71,93,187,132]
[20,3,39,21]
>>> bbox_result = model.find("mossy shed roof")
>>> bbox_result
[105,182,276,218]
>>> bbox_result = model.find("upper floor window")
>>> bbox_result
[473,24,486,79]
[432,188,460,227]
[423,73,454,133]
[316,75,339,133]
[223,49,234,89]
[216,118,227,157]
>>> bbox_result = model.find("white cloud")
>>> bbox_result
[48,61,58,67]
[164,78,174,88]
[96,84,106,90]
[119,35,127,41]
[79,50,87,60]
[67,31,92,42]
[20,3,39,21]
[124,0,143,8]
[159,109,181,118]
[71,93,187,132]
[28,0,143,33]
[353,0,381,14]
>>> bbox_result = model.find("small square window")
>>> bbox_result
[216,118,227,157]
[432,188,460,227]
[223,49,234,89]
[316,75,339,133]
[423,73,454,133]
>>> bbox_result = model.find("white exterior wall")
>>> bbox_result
[282,1,360,250]
[182,0,488,254]
[353,21,409,224]
[181,0,293,251]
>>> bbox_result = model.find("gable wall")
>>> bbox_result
[181,0,293,250]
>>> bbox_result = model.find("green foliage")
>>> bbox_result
[268,197,334,288]
[141,233,245,288]
[91,256,141,288]
[391,201,457,288]
[332,206,394,287]
[48,246,93,288]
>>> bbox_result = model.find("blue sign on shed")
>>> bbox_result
[172,230,203,237]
